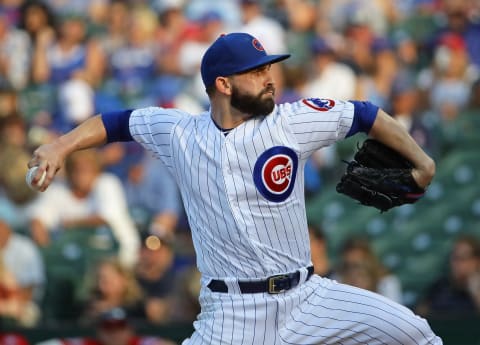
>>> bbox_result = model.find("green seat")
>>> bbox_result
[439,111,480,152]
[40,227,119,324]
[434,150,480,189]
[397,251,447,305]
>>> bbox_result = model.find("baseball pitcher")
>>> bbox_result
[28,33,441,345]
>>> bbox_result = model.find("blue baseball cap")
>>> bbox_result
[201,32,290,88]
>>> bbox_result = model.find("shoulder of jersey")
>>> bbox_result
[131,106,192,119]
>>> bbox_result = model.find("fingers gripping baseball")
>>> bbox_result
[27,143,65,192]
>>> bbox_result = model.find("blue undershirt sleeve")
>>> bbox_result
[101,109,134,143]
[346,101,379,137]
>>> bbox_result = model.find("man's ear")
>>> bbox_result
[215,77,232,96]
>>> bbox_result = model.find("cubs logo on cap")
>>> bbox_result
[252,38,265,51]
[302,98,335,111]
[253,146,298,202]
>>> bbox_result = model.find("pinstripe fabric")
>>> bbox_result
[129,100,353,280]
[182,276,442,345]
[129,101,442,345]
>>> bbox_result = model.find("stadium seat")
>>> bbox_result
[40,227,119,324]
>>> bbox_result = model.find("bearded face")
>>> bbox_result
[230,83,276,118]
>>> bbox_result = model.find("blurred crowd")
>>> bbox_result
[1,0,480,342]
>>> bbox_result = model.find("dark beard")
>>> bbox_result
[230,85,276,118]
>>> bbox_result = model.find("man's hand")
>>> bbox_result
[411,159,436,190]
[28,140,68,192]
[27,115,108,192]
[336,139,428,212]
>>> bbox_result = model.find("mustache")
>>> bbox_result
[261,85,276,96]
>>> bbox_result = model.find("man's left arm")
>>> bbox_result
[367,109,435,189]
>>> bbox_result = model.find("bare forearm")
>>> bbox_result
[368,109,435,188]
[58,115,107,154]
[28,115,108,191]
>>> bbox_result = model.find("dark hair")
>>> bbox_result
[339,236,389,283]
[205,84,216,97]
[18,0,56,37]
[454,235,480,258]
[308,224,326,241]
[340,237,371,254]
[0,113,25,133]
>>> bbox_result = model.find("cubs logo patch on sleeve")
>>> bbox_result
[302,98,335,111]
[253,146,298,202]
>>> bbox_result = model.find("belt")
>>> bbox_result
[207,266,314,294]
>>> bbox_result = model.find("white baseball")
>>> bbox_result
[26,166,47,190]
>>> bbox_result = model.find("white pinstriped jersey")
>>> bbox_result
[129,99,444,345]
[129,98,354,280]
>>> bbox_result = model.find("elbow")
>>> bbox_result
[422,156,436,185]
[426,156,436,179]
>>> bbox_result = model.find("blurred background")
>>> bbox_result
[0,0,480,344]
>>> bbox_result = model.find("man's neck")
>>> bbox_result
[210,101,248,130]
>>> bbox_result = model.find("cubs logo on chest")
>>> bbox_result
[253,146,298,202]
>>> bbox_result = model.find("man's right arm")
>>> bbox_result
[28,113,124,192]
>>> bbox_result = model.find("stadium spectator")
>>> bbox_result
[34,307,176,345]
[302,36,357,101]
[124,152,182,235]
[27,148,140,267]
[317,0,398,37]
[106,5,159,107]
[93,0,129,60]
[135,231,176,324]
[391,29,421,73]
[0,114,38,230]
[173,10,225,109]
[336,236,403,303]
[389,71,436,156]
[416,235,480,316]
[18,0,56,46]
[337,5,376,75]
[30,12,104,132]
[79,259,144,324]
[356,37,399,110]
[466,77,480,113]
[155,0,191,76]
[0,146,37,232]
[432,0,480,68]
[168,264,201,324]
[0,219,45,327]
[0,333,30,345]
[272,0,316,67]
[308,224,334,278]
[0,86,18,117]
[31,12,103,86]
[417,33,478,121]
[0,10,31,90]
[0,113,27,148]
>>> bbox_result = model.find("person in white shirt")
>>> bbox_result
[302,36,357,101]
[0,219,45,327]
[28,148,139,267]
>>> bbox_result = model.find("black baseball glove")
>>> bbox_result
[336,139,425,212]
